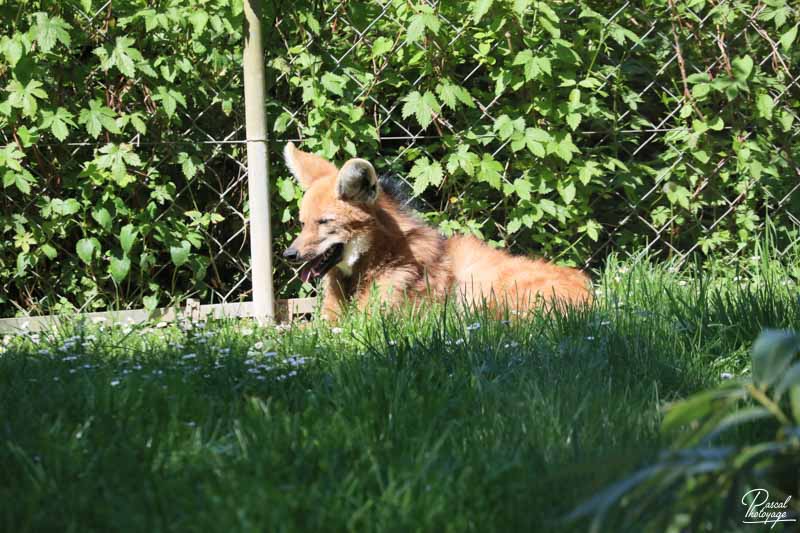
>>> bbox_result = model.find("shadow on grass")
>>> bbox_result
[0,257,798,532]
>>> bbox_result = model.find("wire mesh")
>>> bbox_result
[266,0,800,301]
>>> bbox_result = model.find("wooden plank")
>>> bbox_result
[0,298,317,334]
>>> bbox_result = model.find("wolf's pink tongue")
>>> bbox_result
[300,267,313,283]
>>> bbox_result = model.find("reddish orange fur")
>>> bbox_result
[283,143,592,320]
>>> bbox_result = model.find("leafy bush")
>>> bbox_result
[267,0,800,297]
[568,329,800,532]
[2,0,800,315]
[1,0,246,315]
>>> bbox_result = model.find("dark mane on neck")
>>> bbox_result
[378,174,424,213]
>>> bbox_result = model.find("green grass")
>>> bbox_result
[1,255,798,532]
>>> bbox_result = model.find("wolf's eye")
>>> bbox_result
[317,218,333,225]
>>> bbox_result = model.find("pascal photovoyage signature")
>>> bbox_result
[742,488,797,528]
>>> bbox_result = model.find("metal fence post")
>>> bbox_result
[243,0,275,322]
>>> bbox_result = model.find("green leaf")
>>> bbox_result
[663,182,691,210]
[278,178,296,202]
[775,362,800,400]
[477,154,503,189]
[693,149,710,164]
[698,407,772,445]
[494,115,518,140]
[732,55,753,82]
[178,152,201,179]
[692,83,711,99]
[558,181,576,204]
[436,81,475,110]
[76,238,97,265]
[52,198,81,216]
[779,110,795,132]
[119,224,137,255]
[130,114,147,135]
[406,8,440,43]
[513,50,552,81]
[447,145,480,176]
[401,90,441,129]
[524,128,550,158]
[170,241,191,268]
[752,329,800,389]
[143,294,159,312]
[756,93,774,120]
[409,157,443,196]
[33,12,72,53]
[578,160,602,185]
[4,170,35,195]
[96,144,141,185]
[188,10,209,35]
[109,255,131,283]
[779,24,798,52]
[6,80,48,118]
[471,0,493,23]
[97,36,144,78]
[92,207,112,230]
[580,220,602,241]
[708,116,724,131]
[320,72,347,96]
[1,36,23,66]
[662,385,744,433]
[548,132,580,163]
[507,217,523,234]
[153,86,186,118]
[40,108,76,142]
[513,178,532,201]
[371,36,393,57]
[40,243,57,260]
[79,99,120,138]
[566,113,581,131]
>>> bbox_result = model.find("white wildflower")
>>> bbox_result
[331,327,343,335]
[110,379,121,387]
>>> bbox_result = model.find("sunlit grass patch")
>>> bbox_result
[0,256,798,532]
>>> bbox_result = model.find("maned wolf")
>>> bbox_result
[282,142,591,321]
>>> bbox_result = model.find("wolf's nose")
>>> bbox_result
[283,247,300,261]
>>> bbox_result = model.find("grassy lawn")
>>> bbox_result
[1,256,798,532]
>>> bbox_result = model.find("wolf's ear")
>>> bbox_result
[283,142,338,189]
[336,158,379,204]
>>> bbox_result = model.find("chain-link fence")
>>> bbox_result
[1,1,256,317]
[267,0,800,300]
[2,1,799,320]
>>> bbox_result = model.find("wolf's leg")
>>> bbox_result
[321,270,347,321]
[355,270,417,311]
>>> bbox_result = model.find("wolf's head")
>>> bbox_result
[282,142,379,282]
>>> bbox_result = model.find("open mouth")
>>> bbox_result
[300,243,344,283]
